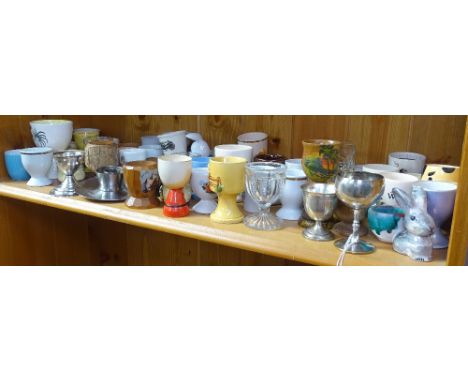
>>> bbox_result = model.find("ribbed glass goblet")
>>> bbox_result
[244,162,286,230]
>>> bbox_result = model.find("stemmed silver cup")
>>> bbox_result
[302,183,337,241]
[244,162,286,230]
[334,171,385,255]
[50,150,84,197]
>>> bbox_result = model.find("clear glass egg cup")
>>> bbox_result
[244,162,286,231]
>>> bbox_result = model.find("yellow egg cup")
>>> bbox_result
[208,156,247,224]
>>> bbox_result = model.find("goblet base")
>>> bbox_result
[244,211,283,231]
[332,221,368,237]
[50,176,78,197]
[432,228,449,249]
[210,194,244,224]
[334,239,375,254]
[303,223,334,241]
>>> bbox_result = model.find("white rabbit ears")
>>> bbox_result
[392,186,428,211]
[411,186,428,211]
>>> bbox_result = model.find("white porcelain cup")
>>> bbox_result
[380,171,419,206]
[20,147,53,186]
[363,164,399,174]
[389,152,426,175]
[237,132,268,158]
[30,119,73,152]
[119,148,147,165]
[139,145,163,159]
[157,130,188,155]
[276,169,308,221]
[191,167,217,214]
[158,154,192,189]
[214,144,253,162]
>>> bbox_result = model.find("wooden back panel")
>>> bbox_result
[447,120,468,265]
[89,115,467,165]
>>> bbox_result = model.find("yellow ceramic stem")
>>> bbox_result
[211,193,244,224]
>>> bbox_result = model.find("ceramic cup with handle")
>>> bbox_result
[388,152,426,175]
[379,171,419,207]
[4,149,31,181]
[20,147,54,186]
[237,132,268,158]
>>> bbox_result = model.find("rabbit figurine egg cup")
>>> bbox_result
[392,186,436,262]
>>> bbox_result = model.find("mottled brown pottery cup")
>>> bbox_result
[84,140,119,172]
[123,160,160,209]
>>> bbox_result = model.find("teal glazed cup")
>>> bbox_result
[4,149,31,181]
[368,205,405,243]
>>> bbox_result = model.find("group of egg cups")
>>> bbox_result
[4,120,86,197]
[362,154,459,251]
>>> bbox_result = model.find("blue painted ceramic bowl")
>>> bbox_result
[4,149,31,181]
[368,205,405,243]
[192,156,210,168]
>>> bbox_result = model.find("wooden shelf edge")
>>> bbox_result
[0,181,447,266]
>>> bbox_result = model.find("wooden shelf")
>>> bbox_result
[0,180,447,266]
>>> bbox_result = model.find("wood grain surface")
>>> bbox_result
[0,181,448,266]
[447,119,468,265]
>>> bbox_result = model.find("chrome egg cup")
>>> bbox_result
[244,162,286,231]
[334,171,385,254]
[302,183,337,241]
[50,150,84,197]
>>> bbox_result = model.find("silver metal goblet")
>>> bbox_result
[302,183,337,241]
[334,171,385,254]
[333,200,368,237]
[50,150,84,197]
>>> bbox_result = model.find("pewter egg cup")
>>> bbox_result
[334,171,385,254]
[302,183,337,241]
[50,150,84,197]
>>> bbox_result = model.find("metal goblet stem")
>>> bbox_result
[334,171,385,254]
